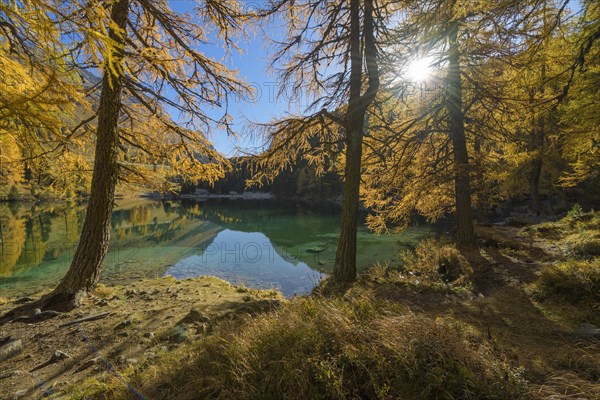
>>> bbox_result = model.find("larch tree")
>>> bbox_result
[35,0,250,309]
[494,1,596,212]
[361,0,543,248]
[249,0,393,283]
[0,1,84,194]
[558,1,600,189]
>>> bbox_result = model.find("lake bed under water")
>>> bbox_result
[0,199,438,297]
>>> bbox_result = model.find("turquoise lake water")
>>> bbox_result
[0,199,437,297]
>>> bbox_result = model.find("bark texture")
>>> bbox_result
[447,23,476,250]
[333,0,379,282]
[50,0,129,306]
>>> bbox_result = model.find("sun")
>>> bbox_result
[406,56,434,82]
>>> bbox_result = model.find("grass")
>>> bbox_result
[362,238,473,294]
[108,296,526,400]
[527,258,600,312]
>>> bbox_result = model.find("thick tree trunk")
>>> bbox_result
[447,23,476,250]
[49,0,129,307]
[334,119,364,282]
[332,0,379,283]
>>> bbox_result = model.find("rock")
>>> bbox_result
[197,323,211,335]
[179,308,209,324]
[0,339,23,362]
[143,332,155,340]
[13,389,28,399]
[51,350,71,362]
[115,318,133,329]
[574,323,600,340]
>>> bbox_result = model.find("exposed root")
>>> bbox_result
[0,291,83,326]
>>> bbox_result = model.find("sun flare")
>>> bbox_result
[406,56,434,82]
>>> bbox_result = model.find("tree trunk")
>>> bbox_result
[529,134,543,215]
[332,0,379,283]
[530,62,546,215]
[49,0,129,307]
[447,23,476,250]
[473,134,485,224]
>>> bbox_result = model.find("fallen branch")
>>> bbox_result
[58,312,111,327]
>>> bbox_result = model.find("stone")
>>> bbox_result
[13,389,28,399]
[574,323,600,340]
[51,350,71,362]
[115,318,133,329]
[179,308,209,324]
[0,339,23,362]
[143,332,155,340]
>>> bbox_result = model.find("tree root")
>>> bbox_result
[0,291,83,326]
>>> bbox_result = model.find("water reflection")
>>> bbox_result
[166,230,324,297]
[0,200,437,297]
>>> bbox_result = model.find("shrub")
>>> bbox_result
[402,238,473,286]
[141,297,526,400]
[523,222,564,240]
[566,203,586,222]
[569,238,600,259]
[528,259,600,309]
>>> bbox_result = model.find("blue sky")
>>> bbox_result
[168,0,584,156]
[169,1,296,156]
